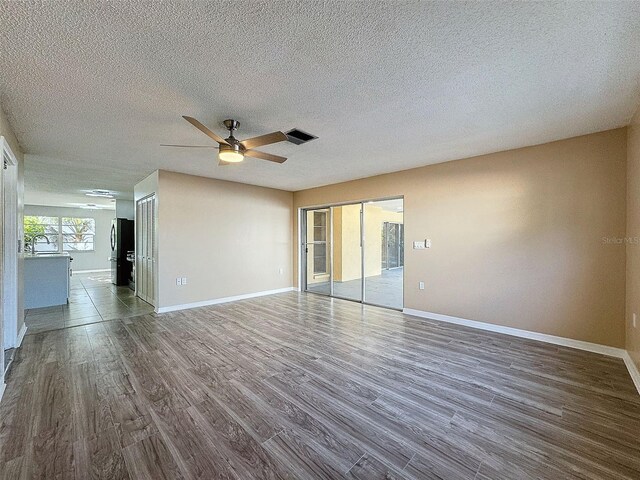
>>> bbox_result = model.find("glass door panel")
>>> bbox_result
[363,199,404,309]
[385,222,404,269]
[304,209,331,295]
[303,197,403,309]
[330,204,362,302]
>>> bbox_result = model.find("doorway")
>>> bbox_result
[302,197,403,309]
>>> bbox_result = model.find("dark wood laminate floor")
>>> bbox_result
[1,292,639,479]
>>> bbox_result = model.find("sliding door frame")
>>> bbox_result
[300,195,404,310]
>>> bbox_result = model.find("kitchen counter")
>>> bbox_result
[25,253,71,259]
[24,253,71,308]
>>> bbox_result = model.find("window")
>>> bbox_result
[24,215,95,253]
[62,217,95,251]
[313,210,328,274]
[24,216,59,252]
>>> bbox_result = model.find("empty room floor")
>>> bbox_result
[24,272,154,334]
[1,292,639,479]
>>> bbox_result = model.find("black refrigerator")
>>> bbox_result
[110,218,134,286]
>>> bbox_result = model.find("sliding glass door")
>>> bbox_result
[302,197,403,309]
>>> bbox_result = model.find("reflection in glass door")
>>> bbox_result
[303,197,403,310]
[330,204,362,302]
[364,200,403,309]
[382,222,404,269]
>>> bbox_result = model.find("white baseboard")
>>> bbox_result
[73,268,110,274]
[403,308,640,395]
[0,382,5,405]
[16,323,27,347]
[156,287,296,314]
[622,352,640,394]
[403,308,626,358]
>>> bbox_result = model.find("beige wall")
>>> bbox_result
[627,108,640,369]
[156,170,293,309]
[0,107,25,340]
[294,129,627,348]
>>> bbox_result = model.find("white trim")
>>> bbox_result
[403,308,626,358]
[156,287,296,314]
[0,382,5,405]
[73,268,110,274]
[297,207,303,292]
[0,137,18,165]
[622,351,640,394]
[16,323,27,347]
[1,136,19,354]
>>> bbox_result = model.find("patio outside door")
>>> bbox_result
[302,197,403,309]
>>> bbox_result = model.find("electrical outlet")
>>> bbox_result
[425,238,432,248]
[181,277,187,285]
[419,281,425,290]
[634,313,637,328]
[176,277,182,286]
[278,267,283,275]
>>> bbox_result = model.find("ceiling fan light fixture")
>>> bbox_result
[218,143,244,163]
[218,150,244,163]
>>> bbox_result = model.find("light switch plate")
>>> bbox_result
[176,278,182,286]
[413,241,425,249]
[419,281,425,290]
[181,277,187,285]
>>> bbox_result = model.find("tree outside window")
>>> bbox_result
[24,216,95,253]
[62,217,95,251]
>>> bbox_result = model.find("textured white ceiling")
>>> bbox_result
[1,1,640,198]
[24,190,116,210]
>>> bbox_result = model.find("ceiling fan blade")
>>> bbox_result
[160,144,218,148]
[245,149,287,164]
[240,131,287,150]
[182,116,229,145]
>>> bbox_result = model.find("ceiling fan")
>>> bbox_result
[162,116,289,165]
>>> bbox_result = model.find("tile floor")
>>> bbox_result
[24,272,154,334]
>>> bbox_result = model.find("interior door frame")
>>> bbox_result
[1,137,19,347]
[1,136,20,392]
[300,195,404,309]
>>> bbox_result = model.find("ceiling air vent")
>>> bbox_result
[285,128,318,145]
